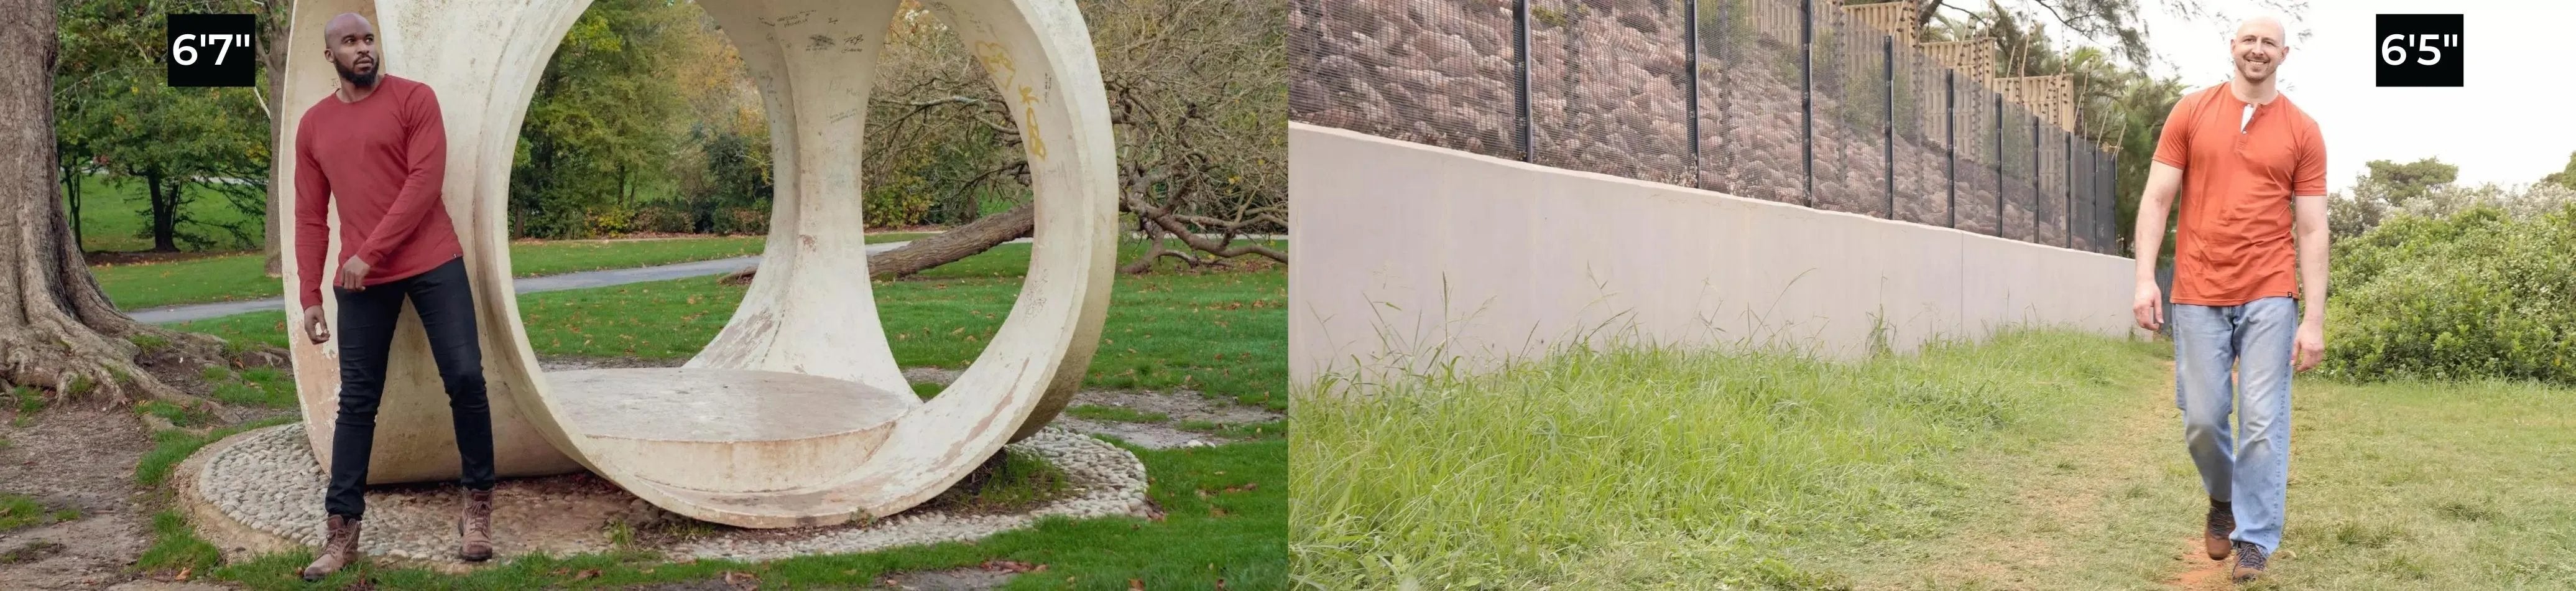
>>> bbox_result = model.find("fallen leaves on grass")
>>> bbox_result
[982,559,1050,573]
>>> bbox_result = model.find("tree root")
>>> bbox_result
[0,315,234,413]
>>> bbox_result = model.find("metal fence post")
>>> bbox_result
[2030,116,2039,242]
[1944,68,1955,229]
[1883,35,1896,219]
[1992,93,2002,237]
[1686,0,1701,189]
[1514,0,1533,162]
[1800,0,1815,208]
[2063,130,2073,249]
[2108,149,2120,254]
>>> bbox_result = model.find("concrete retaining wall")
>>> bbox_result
[1288,123,2138,389]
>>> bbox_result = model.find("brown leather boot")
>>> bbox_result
[2204,500,2235,561]
[458,487,494,561]
[300,514,362,581]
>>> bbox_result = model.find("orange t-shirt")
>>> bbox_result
[2151,83,2326,307]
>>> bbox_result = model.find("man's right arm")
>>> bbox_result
[2131,162,2184,282]
[294,121,332,311]
[2133,96,2197,331]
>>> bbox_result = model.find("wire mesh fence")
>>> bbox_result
[1697,0,1807,203]
[1290,0,2122,254]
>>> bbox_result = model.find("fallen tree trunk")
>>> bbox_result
[720,200,1034,284]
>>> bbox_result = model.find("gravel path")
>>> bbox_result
[193,423,1150,564]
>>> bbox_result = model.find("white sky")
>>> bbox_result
[2045,1,2576,193]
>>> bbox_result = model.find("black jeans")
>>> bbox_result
[326,256,494,519]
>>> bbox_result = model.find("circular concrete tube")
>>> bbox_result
[272,0,1116,528]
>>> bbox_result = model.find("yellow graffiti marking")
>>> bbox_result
[1018,85,1046,159]
[972,43,1045,160]
[1024,106,1046,159]
[972,42,1015,83]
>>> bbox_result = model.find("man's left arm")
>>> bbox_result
[2291,124,2329,371]
[352,84,448,268]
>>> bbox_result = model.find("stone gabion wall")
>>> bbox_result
[1290,0,2117,251]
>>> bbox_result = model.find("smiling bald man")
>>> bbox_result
[292,12,496,580]
[2128,15,2328,583]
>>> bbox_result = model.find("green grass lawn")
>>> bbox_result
[175,240,1288,407]
[63,173,265,253]
[95,231,935,310]
[1292,330,2576,589]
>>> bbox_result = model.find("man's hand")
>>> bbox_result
[303,305,331,344]
[2133,281,2164,332]
[337,257,372,291]
[2294,320,2325,372]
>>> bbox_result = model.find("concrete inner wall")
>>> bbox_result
[1288,123,2140,389]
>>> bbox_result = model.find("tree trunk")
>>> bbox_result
[261,0,289,277]
[60,161,82,248]
[719,201,1035,284]
[1,0,253,411]
[147,170,178,252]
[1914,0,1945,28]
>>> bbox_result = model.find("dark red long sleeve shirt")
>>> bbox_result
[293,75,462,310]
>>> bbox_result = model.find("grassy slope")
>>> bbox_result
[173,241,1288,407]
[95,231,933,310]
[1293,332,2576,589]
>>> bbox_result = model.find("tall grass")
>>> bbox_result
[1291,330,2163,589]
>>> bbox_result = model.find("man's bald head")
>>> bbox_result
[2235,16,2286,43]
[320,12,381,88]
[2228,14,2289,85]
[324,13,372,45]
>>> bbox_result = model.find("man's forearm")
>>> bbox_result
[2132,191,2172,282]
[2299,227,2327,323]
[2131,163,2184,282]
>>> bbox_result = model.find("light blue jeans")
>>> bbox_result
[2170,296,2296,553]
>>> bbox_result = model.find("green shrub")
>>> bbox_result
[584,202,640,237]
[2325,203,2576,383]
[708,207,769,235]
[629,203,695,234]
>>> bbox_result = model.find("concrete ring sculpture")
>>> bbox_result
[273,0,1116,528]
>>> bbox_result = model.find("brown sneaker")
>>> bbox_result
[300,514,362,581]
[458,488,494,562]
[2204,500,2235,561]
[2230,541,2270,582]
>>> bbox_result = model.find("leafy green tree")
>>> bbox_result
[5,0,261,409]
[2541,151,2576,190]
[55,0,271,252]
[510,0,692,238]
[2362,157,2457,207]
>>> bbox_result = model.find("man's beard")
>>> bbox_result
[335,56,381,87]
[2234,56,2272,83]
